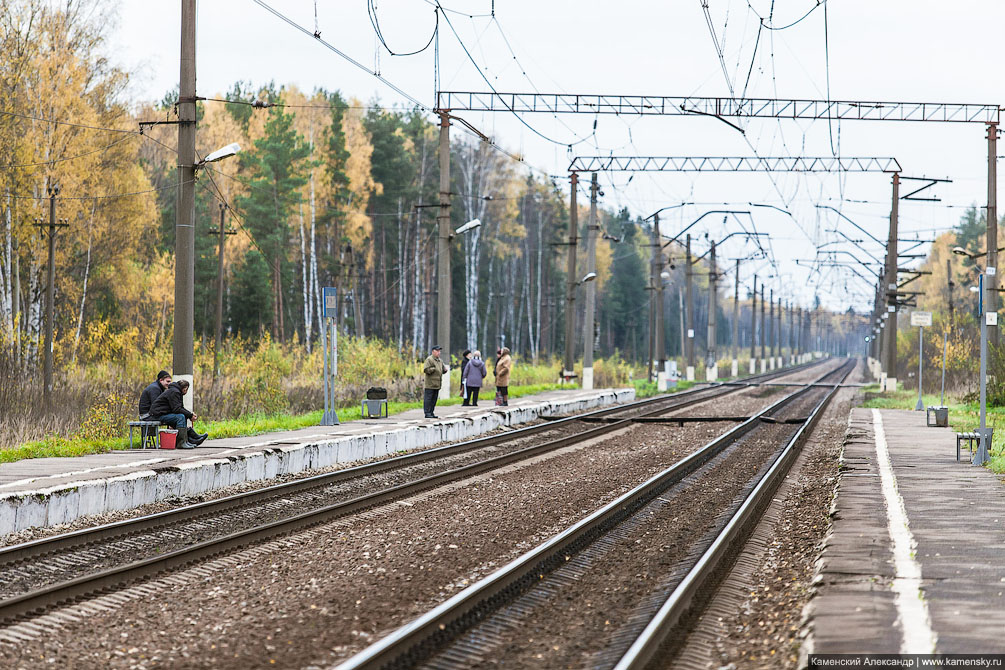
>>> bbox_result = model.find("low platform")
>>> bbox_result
[804,408,1005,656]
[0,387,633,536]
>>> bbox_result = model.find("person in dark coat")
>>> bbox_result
[462,351,487,406]
[138,370,172,419]
[149,380,205,449]
[460,349,473,406]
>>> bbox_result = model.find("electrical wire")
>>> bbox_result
[367,0,438,56]
[0,133,139,169]
[747,0,830,31]
[0,109,137,134]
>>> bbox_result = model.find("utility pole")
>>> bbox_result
[582,172,599,390]
[705,241,718,380]
[647,218,656,383]
[437,110,451,397]
[749,275,757,374]
[768,288,775,370]
[731,257,740,377]
[174,0,197,411]
[987,121,999,346]
[563,172,579,380]
[685,233,695,381]
[654,214,665,376]
[34,185,68,408]
[210,203,236,381]
[760,284,766,372]
[947,258,955,322]
[884,173,900,392]
[773,294,780,367]
[787,300,794,365]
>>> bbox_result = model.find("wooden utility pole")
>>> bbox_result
[768,288,775,369]
[210,203,236,381]
[563,172,579,379]
[34,184,68,408]
[647,215,657,381]
[947,258,955,322]
[582,173,599,389]
[884,173,900,391]
[685,233,695,380]
[174,0,197,407]
[436,110,451,394]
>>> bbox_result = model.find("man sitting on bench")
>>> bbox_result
[149,380,207,449]
[138,370,172,421]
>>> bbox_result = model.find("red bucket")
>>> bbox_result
[159,429,178,450]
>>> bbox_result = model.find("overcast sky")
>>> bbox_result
[112,0,1004,311]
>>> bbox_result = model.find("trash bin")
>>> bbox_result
[926,406,949,428]
[159,429,178,449]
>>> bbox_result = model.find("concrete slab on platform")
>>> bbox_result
[805,407,1005,656]
[0,387,633,536]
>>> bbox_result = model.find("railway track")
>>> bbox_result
[0,358,829,631]
[334,359,854,670]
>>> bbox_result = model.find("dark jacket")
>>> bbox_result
[463,357,487,387]
[149,382,193,419]
[138,380,165,418]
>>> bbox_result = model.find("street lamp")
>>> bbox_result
[455,218,481,236]
[577,272,597,285]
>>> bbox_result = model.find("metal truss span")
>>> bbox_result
[567,156,902,173]
[437,91,1001,123]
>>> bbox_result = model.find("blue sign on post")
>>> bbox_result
[323,287,338,319]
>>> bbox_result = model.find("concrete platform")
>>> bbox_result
[805,407,1005,655]
[0,387,633,537]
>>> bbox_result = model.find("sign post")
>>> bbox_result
[910,311,932,411]
[321,287,340,426]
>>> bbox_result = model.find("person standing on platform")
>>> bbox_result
[460,349,473,406]
[423,345,447,419]
[494,347,512,406]
[462,351,487,406]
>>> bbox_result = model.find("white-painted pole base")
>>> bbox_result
[177,373,194,412]
[749,359,756,375]
[657,372,668,391]
[582,366,594,390]
[885,376,897,393]
[760,359,767,373]
[706,365,718,381]
[731,359,739,378]
[686,366,695,381]
[769,358,776,371]
[438,371,450,401]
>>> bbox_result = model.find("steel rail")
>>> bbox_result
[612,361,855,669]
[0,359,820,568]
[333,360,852,670]
[0,360,827,625]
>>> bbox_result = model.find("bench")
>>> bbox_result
[128,420,162,449]
[957,431,980,462]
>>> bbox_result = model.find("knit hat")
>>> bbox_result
[157,370,171,380]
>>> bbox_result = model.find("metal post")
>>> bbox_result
[732,257,740,377]
[685,234,695,381]
[988,122,999,346]
[212,203,234,382]
[563,172,579,379]
[768,289,775,370]
[884,173,900,392]
[654,214,665,375]
[582,173,599,390]
[947,258,955,322]
[706,241,717,380]
[647,224,655,382]
[940,329,947,407]
[43,185,59,407]
[174,0,197,410]
[436,111,451,397]
[976,272,991,465]
[760,284,766,372]
[749,275,757,374]
[915,325,924,411]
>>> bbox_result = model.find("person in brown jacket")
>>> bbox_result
[494,347,512,406]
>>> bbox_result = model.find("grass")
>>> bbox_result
[632,378,696,398]
[2,382,578,464]
[860,383,1005,473]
